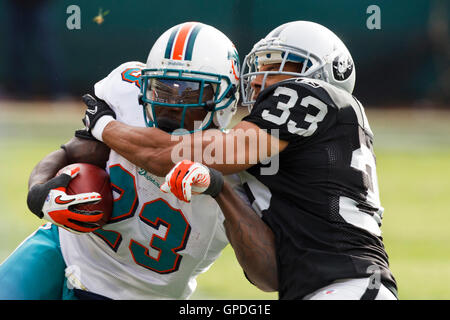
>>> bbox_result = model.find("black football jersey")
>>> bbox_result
[241,78,397,299]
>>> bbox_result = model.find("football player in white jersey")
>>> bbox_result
[83,21,398,300]
[0,22,276,300]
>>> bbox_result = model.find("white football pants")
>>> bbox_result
[303,277,397,300]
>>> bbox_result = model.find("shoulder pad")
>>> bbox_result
[93,61,146,126]
[94,61,145,102]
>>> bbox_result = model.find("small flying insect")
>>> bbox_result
[93,8,110,25]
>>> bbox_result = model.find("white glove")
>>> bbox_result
[160,160,224,202]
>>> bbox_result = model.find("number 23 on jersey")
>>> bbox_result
[94,165,191,274]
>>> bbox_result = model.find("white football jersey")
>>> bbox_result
[59,61,230,300]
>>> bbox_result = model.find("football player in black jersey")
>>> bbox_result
[83,21,398,300]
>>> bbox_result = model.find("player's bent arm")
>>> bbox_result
[101,121,175,176]
[28,148,69,190]
[28,137,110,190]
[160,160,278,292]
[27,137,110,233]
[216,182,278,292]
[101,120,288,177]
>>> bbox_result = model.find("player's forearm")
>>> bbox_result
[102,121,177,176]
[28,138,110,190]
[216,182,278,292]
[101,121,259,177]
[28,149,69,190]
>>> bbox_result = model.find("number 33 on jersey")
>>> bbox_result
[244,77,383,236]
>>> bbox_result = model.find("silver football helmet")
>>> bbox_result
[241,21,356,106]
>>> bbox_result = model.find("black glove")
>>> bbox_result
[75,94,116,140]
[27,174,73,219]
[27,166,103,234]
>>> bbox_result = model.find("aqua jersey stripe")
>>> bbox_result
[184,24,203,61]
[164,26,180,59]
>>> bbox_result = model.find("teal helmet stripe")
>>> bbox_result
[184,24,203,61]
[164,26,180,59]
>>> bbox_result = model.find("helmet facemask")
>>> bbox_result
[241,39,328,107]
[140,68,236,134]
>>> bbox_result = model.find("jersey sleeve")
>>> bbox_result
[242,80,334,142]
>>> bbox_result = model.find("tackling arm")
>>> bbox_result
[216,181,278,292]
[160,160,278,292]
[101,120,288,176]
[100,121,175,177]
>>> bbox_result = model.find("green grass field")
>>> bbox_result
[0,102,449,300]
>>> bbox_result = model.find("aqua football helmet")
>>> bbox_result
[141,22,240,133]
[241,21,356,106]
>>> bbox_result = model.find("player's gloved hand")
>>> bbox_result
[27,166,104,234]
[160,160,224,202]
[76,94,116,142]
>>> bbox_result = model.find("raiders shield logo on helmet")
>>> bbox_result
[333,54,353,81]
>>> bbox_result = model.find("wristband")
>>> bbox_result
[91,116,115,142]
[204,167,224,198]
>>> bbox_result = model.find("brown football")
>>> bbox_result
[57,163,113,226]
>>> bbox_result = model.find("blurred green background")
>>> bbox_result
[0,104,449,299]
[0,0,448,105]
[0,0,449,300]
